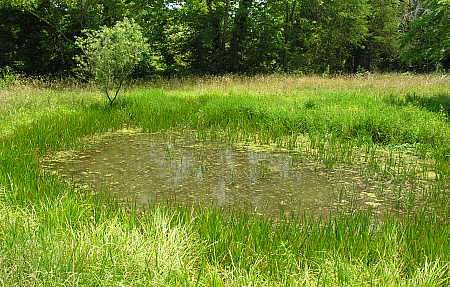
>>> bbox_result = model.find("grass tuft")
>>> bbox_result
[0,74,449,286]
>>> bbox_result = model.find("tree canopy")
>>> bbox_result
[1,0,449,76]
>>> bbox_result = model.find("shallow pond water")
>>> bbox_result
[41,131,431,217]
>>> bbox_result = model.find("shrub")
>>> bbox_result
[75,18,149,106]
[0,66,21,88]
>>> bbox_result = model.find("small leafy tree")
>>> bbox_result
[75,18,149,105]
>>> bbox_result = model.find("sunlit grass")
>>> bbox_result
[141,73,450,96]
[0,73,449,286]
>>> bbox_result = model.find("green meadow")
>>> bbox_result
[0,74,449,286]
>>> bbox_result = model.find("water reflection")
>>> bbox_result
[41,132,430,217]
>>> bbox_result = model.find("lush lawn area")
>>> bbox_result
[0,74,449,286]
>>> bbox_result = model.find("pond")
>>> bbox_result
[41,130,430,217]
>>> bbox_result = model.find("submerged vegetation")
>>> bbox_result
[0,74,449,286]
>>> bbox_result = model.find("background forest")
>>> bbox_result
[1,0,449,76]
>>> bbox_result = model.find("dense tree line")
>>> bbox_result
[0,0,449,76]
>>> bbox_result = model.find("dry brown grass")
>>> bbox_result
[141,73,450,96]
[2,73,449,98]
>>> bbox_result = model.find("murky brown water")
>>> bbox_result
[41,131,430,217]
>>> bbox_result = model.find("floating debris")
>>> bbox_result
[41,131,437,217]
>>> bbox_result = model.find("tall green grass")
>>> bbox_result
[0,74,449,286]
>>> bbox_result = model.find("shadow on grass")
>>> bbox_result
[386,93,450,118]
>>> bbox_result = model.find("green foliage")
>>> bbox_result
[355,0,402,71]
[0,0,39,9]
[1,0,450,75]
[307,0,371,72]
[0,66,21,88]
[0,0,132,74]
[0,76,449,285]
[400,0,450,70]
[75,18,149,105]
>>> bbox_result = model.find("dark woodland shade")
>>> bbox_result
[1,0,449,76]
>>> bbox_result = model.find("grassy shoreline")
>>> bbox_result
[0,74,449,286]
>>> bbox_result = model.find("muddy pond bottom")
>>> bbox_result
[42,132,411,217]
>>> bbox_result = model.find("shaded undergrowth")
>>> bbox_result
[384,92,450,118]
